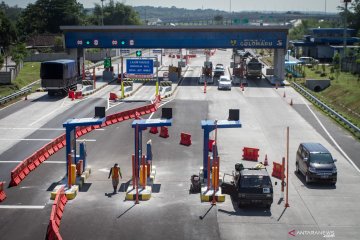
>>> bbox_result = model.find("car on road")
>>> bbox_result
[295,142,337,185]
[218,76,232,90]
[213,64,225,77]
[221,163,274,208]
[299,57,319,65]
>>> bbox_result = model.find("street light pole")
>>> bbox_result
[342,0,351,71]
[101,0,105,26]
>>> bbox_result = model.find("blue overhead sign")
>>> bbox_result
[61,26,288,49]
[126,59,154,75]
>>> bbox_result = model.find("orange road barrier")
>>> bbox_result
[264,154,269,166]
[271,162,285,180]
[75,91,82,99]
[180,132,192,146]
[109,92,117,100]
[208,139,215,152]
[242,147,259,161]
[0,182,6,202]
[68,90,75,100]
[159,126,169,138]
[45,185,67,240]
[149,127,158,134]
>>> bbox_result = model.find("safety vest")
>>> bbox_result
[111,167,120,179]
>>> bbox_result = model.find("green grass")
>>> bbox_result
[293,65,360,132]
[0,62,40,98]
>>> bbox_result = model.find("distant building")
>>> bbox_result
[290,28,360,62]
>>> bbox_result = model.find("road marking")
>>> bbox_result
[0,127,63,131]
[0,205,45,209]
[78,139,96,142]
[0,138,53,141]
[94,129,105,131]
[301,98,360,173]
[29,107,61,126]
[98,168,110,172]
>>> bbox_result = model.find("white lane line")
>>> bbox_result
[0,161,22,163]
[301,98,360,173]
[0,205,45,209]
[43,161,66,164]
[78,139,96,142]
[94,129,105,131]
[0,127,63,131]
[29,108,61,126]
[148,98,175,120]
[0,138,52,141]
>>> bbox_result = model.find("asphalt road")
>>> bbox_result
[1,49,360,240]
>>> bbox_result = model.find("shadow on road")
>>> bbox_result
[294,171,336,190]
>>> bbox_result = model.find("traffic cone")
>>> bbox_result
[240,83,244,91]
[264,154,268,166]
[290,99,293,106]
[204,81,207,94]
[275,83,278,89]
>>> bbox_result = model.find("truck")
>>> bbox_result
[221,163,274,208]
[199,61,214,84]
[246,58,263,79]
[40,59,78,96]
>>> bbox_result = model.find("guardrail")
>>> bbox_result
[0,87,32,106]
[291,81,360,137]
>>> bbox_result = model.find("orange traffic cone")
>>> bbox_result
[204,81,207,94]
[264,154,268,166]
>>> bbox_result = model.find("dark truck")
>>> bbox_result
[246,57,262,79]
[221,163,274,208]
[41,59,78,96]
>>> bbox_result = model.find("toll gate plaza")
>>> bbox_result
[0,25,360,240]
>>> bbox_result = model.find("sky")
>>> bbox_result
[5,0,346,13]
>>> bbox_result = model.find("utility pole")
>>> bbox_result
[342,0,351,71]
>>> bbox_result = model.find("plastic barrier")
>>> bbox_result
[0,182,6,202]
[242,147,259,161]
[109,92,117,100]
[45,185,67,240]
[75,91,82,99]
[180,133,191,146]
[271,162,285,180]
[208,139,215,152]
[9,97,161,188]
[159,126,169,138]
[149,127,158,134]
[68,91,75,99]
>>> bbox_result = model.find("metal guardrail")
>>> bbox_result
[291,81,360,137]
[0,87,32,105]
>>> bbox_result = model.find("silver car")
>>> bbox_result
[218,76,232,90]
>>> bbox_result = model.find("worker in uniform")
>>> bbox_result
[108,163,122,193]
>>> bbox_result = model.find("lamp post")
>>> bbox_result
[101,0,105,26]
[342,0,351,70]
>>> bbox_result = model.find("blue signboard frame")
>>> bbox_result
[63,27,288,49]
[126,59,154,75]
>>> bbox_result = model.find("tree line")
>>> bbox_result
[0,0,141,66]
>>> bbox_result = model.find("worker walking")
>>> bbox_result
[108,163,122,193]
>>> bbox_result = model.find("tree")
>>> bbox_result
[17,0,85,38]
[10,43,29,65]
[214,15,224,24]
[0,10,17,53]
[88,0,141,25]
